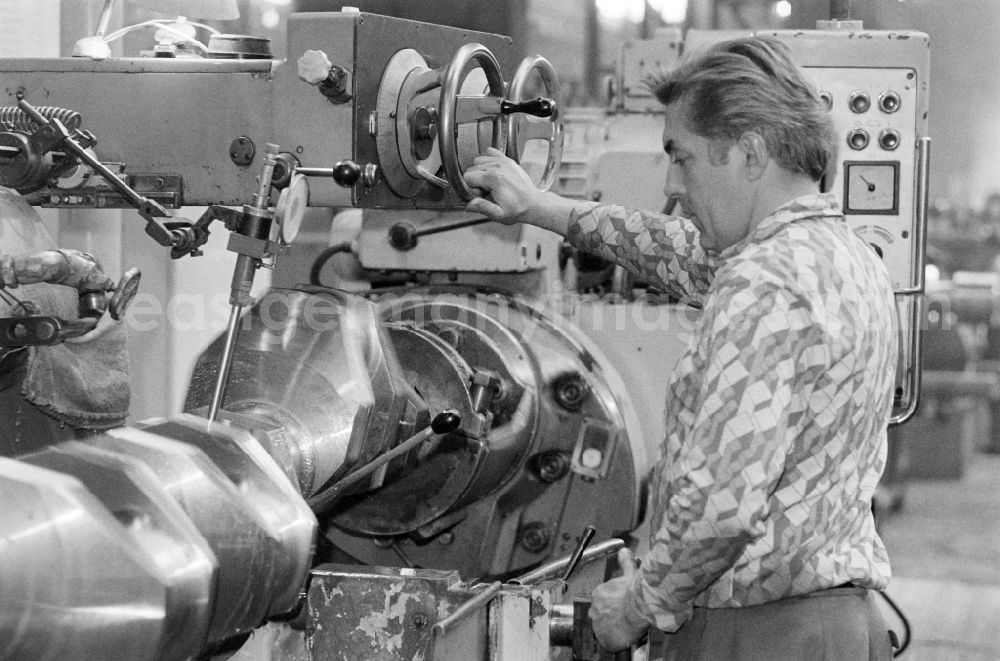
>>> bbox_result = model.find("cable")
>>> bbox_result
[0,286,31,315]
[102,19,212,53]
[877,589,911,657]
[308,242,353,288]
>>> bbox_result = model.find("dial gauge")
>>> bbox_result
[844,161,899,214]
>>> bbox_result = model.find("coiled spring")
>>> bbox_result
[0,106,81,133]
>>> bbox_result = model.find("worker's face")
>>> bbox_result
[662,104,753,251]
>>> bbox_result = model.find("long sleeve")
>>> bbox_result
[627,277,828,633]
[611,195,896,635]
[565,204,723,303]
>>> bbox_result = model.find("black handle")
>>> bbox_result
[332,160,361,187]
[562,526,598,582]
[500,96,555,118]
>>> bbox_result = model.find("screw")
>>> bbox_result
[438,532,454,545]
[534,452,569,483]
[552,372,590,411]
[518,522,551,553]
[410,613,428,629]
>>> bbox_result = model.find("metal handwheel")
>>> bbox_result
[437,43,507,201]
[506,55,564,192]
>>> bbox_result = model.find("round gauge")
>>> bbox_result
[275,173,309,244]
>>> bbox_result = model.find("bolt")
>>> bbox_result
[410,612,428,629]
[552,372,590,411]
[518,522,551,554]
[438,532,454,545]
[534,452,569,483]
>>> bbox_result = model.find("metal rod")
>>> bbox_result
[511,538,625,585]
[432,582,502,636]
[95,0,116,37]
[913,137,931,293]
[207,304,243,422]
[889,137,930,427]
[294,166,334,177]
[308,426,436,511]
[414,216,491,238]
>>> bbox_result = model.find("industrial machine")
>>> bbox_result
[0,8,928,661]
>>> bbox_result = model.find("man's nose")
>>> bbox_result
[664,164,684,198]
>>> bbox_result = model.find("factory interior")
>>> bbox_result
[1,0,998,659]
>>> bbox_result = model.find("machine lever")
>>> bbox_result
[388,216,491,251]
[308,409,462,512]
[500,96,555,118]
[14,94,183,249]
[562,525,597,583]
[295,160,378,188]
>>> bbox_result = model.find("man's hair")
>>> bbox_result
[652,36,836,184]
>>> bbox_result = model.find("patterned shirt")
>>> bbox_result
[568,193,897,633]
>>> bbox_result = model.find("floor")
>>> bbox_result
[877,449,1000,660]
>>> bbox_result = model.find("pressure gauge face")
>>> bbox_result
[843,161,899,215]
[274,173,309,244]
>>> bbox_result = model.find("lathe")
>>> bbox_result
[0,8,929,660]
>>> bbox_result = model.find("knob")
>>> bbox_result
[430,409,462,434]
[298,49,333,85]
[388,222,418,250]
[332,160,361,187]
[500,96,555,118]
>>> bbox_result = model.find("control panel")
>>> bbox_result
[813,66,922,292]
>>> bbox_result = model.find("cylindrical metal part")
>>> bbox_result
[549,605,574,647]
[140,414,318,618]
[0,459,192,661]
[19,442,218,661]
[432,581,502,636]
[512,538,625,585]
[91,426,285,642]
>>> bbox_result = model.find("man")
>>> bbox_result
[465,36,897,660]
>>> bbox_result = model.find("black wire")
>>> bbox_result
[877,589,911,656]
[308,242,353,288]
[0,286,31,314]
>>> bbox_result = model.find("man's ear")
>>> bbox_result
[737,132,769,182]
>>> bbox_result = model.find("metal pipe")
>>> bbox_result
[889,137,930,427]
[432,582,502,636]
[511,538,624,585]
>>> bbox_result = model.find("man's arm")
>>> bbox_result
[565,203,720,302]
[465,149,722,301]
[605,278,828,634]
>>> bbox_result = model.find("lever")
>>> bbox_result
[388,216,492,251]
[14,94,185,249]
[562,525,597,583]
[500,96,555,118]
[307,409,462,512]
[295,160,377,188]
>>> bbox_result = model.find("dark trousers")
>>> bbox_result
[659,587,894,661]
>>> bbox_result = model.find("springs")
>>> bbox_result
[0,106,81,133]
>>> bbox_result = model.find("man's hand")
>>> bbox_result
[590,548,650,652]
[463,147,544,225]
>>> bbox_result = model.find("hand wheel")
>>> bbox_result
[437,43,507,201]
[506,55,564,192]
